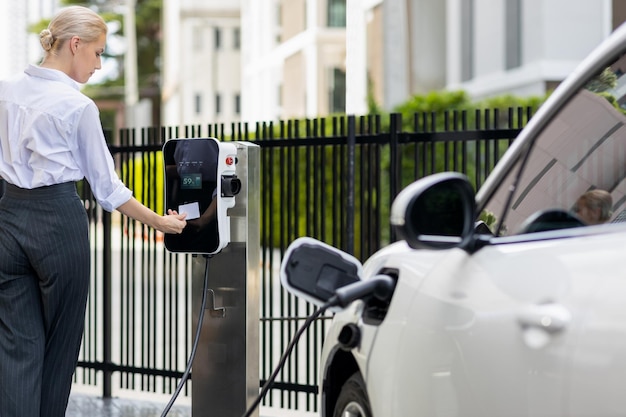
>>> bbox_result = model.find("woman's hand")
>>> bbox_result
[161,209,187,234]
[116,198,187,234]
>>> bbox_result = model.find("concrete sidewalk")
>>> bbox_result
[67,392,319,417]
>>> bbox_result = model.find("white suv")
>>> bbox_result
[281,21,626,417]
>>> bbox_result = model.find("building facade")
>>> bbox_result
[5,1,626,126]
[240,0,347,123]
[446,0,619,98]
[349,0,626,113]
[163,0,626,125]
[162,0,242,128]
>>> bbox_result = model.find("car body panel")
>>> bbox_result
[323,226,626,416]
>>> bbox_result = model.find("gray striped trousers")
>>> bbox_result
[0,182,90,417]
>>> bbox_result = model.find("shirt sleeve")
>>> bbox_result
[72,102,132,212]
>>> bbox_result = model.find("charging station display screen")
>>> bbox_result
[163,138,220,254]
[181,173,202,189]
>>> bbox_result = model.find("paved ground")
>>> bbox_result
[66,392,318,417]
[67,393,191,417]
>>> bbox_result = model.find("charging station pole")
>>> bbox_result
[190,142,260,417]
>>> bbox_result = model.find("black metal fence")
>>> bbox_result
[73,109,532,411]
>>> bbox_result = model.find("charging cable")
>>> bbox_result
[241,274,396,417]
[241,300,333,417]
[161,255,211,417]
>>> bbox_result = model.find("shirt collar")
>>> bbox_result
[24,64,80,91]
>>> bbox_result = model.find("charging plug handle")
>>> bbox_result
[330,274,395,308]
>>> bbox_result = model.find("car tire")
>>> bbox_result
[333,372,372,417]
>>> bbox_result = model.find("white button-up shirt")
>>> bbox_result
[0,64,132,211]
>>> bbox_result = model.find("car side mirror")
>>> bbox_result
[280,237,363,309]
[391,172,477,250]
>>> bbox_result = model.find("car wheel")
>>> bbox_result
[333,372,372,417]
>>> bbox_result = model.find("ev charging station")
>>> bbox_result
[163,138,260,417]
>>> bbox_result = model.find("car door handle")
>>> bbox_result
[517,303,571,334]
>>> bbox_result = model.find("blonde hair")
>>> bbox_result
[40,6,107,55]
[576,189,613,222]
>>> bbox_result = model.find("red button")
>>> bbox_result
[225,156,234,165]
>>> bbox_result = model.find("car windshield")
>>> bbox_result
[483,54,626,236]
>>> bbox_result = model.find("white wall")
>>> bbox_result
[473,0,505,78]
[346,0,371,115]
[535,0,605,61]
[450,0,612,99]
[240,0,283,123]
[161,0,180,127]
[382,0,409,109]
[0,1,58,80]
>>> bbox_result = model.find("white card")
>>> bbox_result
[178,202,200,220]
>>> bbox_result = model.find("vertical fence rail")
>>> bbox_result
[346,115,356,255]
[103,209,112,397]
[388,113,402,243]
[71,109,532,411]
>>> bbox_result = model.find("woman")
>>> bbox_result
[0,6,187,417]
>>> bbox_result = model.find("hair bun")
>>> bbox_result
[39,29,54,51]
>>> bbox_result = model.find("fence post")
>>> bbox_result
[389,113,402,242]
[102,209,112,398]
[346,115,356,255]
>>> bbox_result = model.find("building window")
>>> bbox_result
[276,2,283,43]
[195,93,202,114]
[461,0,474,82]
[328,0,346,28]
[215,93,221,115]
[505,0,522,70]
[233,27,241,50]
[328,67,346,114]
[235,93,241,115]
[214,27,221,50]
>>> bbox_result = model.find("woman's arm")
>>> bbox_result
[117,197,187,234]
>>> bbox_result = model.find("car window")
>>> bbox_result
[483,54,626,236]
